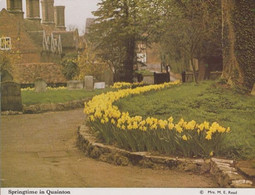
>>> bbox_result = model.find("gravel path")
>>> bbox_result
[1,109,217,187]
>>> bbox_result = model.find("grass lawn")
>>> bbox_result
[115,81,255,159]
[22,88,112,105]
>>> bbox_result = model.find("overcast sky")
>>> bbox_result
[0,0,100,34]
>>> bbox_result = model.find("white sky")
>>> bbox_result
[0,0,100,34]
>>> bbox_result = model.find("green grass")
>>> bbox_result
[115,81,255,159]
[22,88,112,105]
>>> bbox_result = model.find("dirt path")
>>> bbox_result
[1,109,217,187]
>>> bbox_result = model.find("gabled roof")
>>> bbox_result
[0,8,42,53]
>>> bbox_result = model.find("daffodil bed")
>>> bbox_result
[111,82,145,89]
[84,81,231,158]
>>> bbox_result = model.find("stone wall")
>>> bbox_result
[67,80,83,90]
[77,125,254,188]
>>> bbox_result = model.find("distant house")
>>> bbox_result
[0,8,43,63]
[0,0,85,85]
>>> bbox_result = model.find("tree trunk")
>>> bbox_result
[221,0,255,90]
[122,0,135,83]
[123,36,136,83]
[190,57,198,83]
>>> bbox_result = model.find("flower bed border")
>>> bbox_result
[77,124,253,188]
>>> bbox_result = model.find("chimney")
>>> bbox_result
[41,0,54,25]
[6,0,24,19]
[54,6,66,31]
[26,0,41,23]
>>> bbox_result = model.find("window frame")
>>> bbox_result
[0,37,12,50]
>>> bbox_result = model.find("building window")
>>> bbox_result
[0,37,12,50]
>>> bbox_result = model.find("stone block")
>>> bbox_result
[183,163,198,172]
[143,75,154,85]
[114,154,129,166]
[94,82,105,89]
[67,80,83,90]
[103,69,114,86]
[165,159,179,168]
[1,81,23,111]
[226,172,243,181]
[39,104,53,111]
[211,158,234,165]
[84,76,94,90]
[231,179,253,186]
[89,146,102,159]
[193,159,205,165]
[139,158,154,168]
[200,163,211,174]
[34,78,47,92]
[218,165,236,172]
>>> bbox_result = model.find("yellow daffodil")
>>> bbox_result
[84,80,230,146]
[168,123,174,130]
[111,119,116,124]
[175,124,183,133]
[182,135,188,141]
[205,133,212,140]
[168,116,174,123]
[226,127,231,133]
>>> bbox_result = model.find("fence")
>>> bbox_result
[154,72,170,84]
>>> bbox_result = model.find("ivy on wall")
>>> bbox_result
[233,0,255,90]
[222,0,255,90]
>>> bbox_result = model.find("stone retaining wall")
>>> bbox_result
[77,125,210,172]
[77,125,254,188]
[210,158,253,188]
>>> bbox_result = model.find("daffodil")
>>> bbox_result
[175,124,183,133]
[182,135,188,141]
[111,119,116,124]
[168,116,174,123]
[168,123,174,130]
[205,133,212,140]
[89,115,95,121]
[226,127,231,133]
[84,79,230,148]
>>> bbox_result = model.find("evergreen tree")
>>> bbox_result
[88,0,163,82]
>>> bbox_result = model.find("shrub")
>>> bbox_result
[61,58,79,80]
